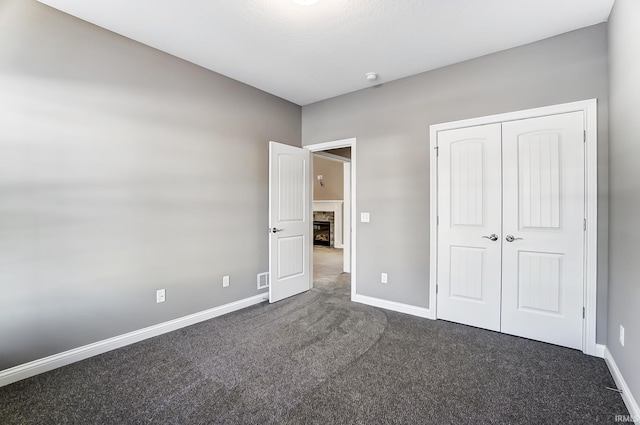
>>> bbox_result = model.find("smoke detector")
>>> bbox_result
[366,72,378,82]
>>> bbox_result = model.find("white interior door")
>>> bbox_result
[269,141,312,303]
[436,124,503,331]
[436,111,585,350]
[501,112,585,349]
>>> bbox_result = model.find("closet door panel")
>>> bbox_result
[436,124,502,331]
[501,111,585,350]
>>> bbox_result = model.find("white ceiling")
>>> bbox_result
[36,0,614,106]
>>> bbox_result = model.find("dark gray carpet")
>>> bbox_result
[0,253,629,424]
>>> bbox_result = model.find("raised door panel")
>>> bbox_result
[517,252,562,314]
[518,133,561,229]
[278,155,306,222]
[449,246,484,301]
[450,140,484,226]
[277,236,304,280]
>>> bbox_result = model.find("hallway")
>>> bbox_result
[313,246,348,287]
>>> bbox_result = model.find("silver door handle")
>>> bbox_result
[271,227,284,233]
[505,235,523,242]
[481,234,499,241]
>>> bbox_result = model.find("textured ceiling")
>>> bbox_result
[36,0,614,106]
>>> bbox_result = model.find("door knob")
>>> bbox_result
[505,235,523,242]
[481,234,499,241]
[271,227,284,233]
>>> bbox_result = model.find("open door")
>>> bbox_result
[269,141,312,303]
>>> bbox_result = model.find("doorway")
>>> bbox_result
[306,138,356,300]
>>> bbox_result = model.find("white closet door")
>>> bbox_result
[501,112,585,350]
[436,124,502,331]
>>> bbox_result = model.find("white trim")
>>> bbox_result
[595,343,606,359]
[583,100,599,357]
[306,138,355,152]
[604,347,640,421]
[313,200,344,248]
[343,163,351,273]
[305,138,356,300]
[429,99,597,132]
[429,99,599,355]
[429,123,439,319]
[0,293,268,388]
[353,294,434,319]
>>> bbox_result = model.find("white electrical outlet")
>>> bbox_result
[223,275,230,288]
[381,272,388,284]
[156,289,166,304]
[361,212,370,223]
[620,325,625,347]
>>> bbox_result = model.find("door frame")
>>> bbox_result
[305,138,356,300]
[429,99,598,356]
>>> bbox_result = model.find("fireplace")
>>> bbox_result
[313,221,331,246]
[313,211,335,246]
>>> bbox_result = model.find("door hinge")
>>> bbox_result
[436,284,438,294]
[437,216,439,225]
[584,219,587,231]
[583,130,586,143]
[434,146,439,157]
[583,307,585,319]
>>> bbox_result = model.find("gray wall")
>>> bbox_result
[0,0,301,370]
[302,24,610,343]
[607,0,640,405]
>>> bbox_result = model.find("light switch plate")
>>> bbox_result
[361,212,370,222]
[156,289,166,303]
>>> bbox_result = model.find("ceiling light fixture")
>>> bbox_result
[293,0,319,5]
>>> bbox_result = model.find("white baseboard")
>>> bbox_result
[604,346,640,421]
[352,294,435,319]
[595,343,606,358]
[0,293,269,388]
